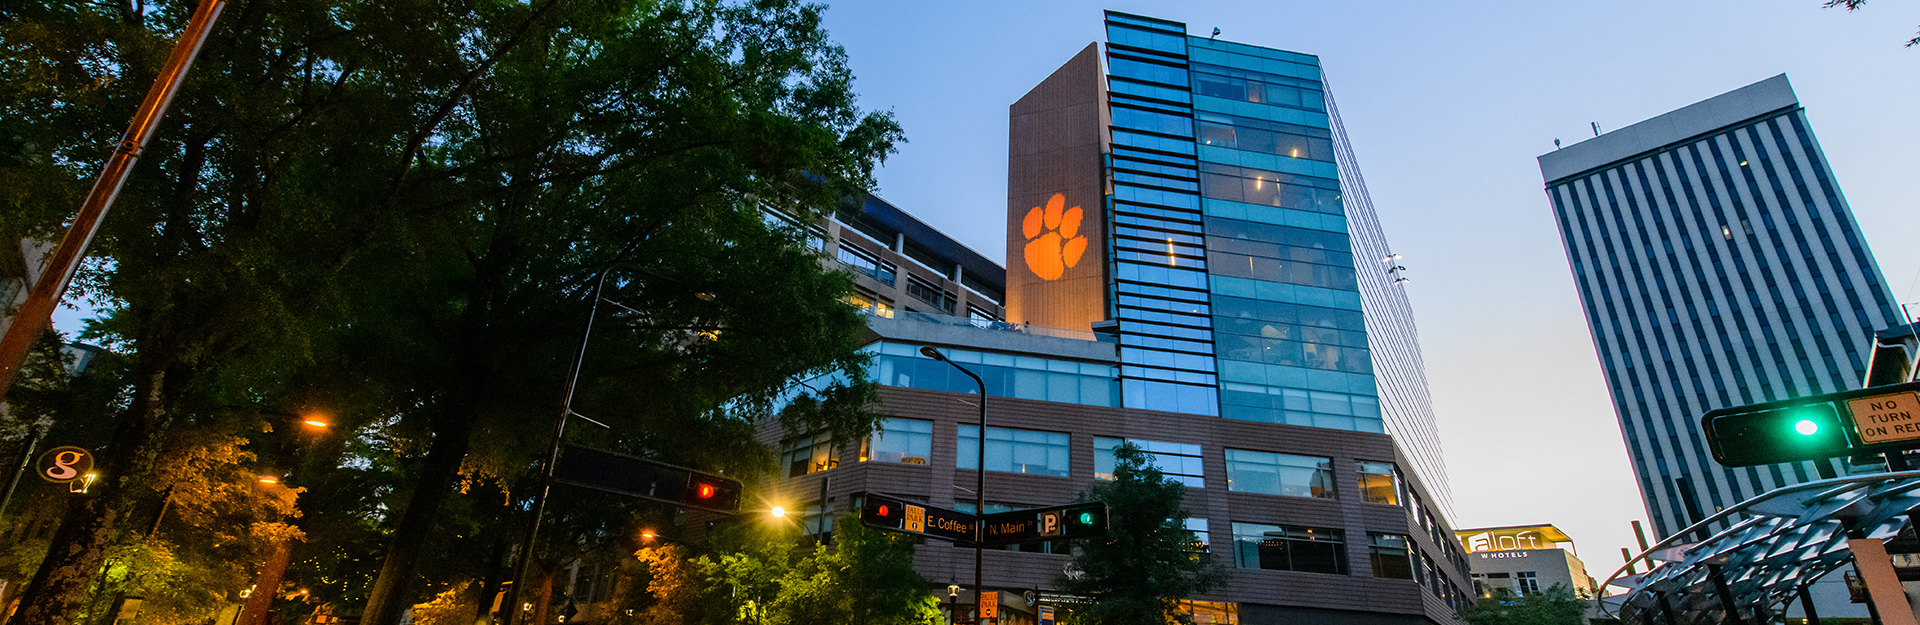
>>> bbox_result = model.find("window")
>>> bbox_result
[906,274,957,313]
[1368,534,1414,579]
[1232,523,1346,574]
[967,304,999,326]
[868,343,1120,408]
[1096,438,1205,487]
[801,500,836,536]
[1516,571,1540,595]
[781,433,837,478]
[849,290,894,319]
[837,244,897,286]
[860,418,932,465]
[958,426,1070,476]
[1175,600,1238,625]
[1186,518,1211,552]
[1225,450,1332,498]
[1357,461,1399,505]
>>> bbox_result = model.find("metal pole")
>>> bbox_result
[1656,592,1679,625]
[922,347,985,625]
[1710,564,1748,625]
[814,474,830,544]
[0,429,42,526]
[506,270,608,625]
[1800,585,1821,625]
[0,0,229,403]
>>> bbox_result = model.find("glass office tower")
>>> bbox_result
[1540,75,1904,540]
[1004,11,1452,515]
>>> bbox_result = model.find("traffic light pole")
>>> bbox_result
[922,347,986,624]
[506,269,609,625]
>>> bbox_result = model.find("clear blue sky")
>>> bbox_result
[813,0,1920,579]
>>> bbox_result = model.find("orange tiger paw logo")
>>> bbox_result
[1022,193,1085,281]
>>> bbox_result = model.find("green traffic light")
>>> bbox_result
[1794,419,1820,436]
[1078,512,1093,525]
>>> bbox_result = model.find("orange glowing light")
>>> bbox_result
[1021,193,1086,281]
[258,475,280,484]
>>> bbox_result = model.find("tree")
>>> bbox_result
[764,515,941,625]
[1461,584,1593,625]
[1823,0,1920,47]
[0,0,897,621]
[1057,442,1225,625]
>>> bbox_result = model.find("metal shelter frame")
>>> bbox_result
[1603,470,1920,623]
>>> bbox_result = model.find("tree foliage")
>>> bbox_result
[1057,442,1225,625]
[1823,0,1920,46]
[1461,584,1593,625]
[626,515,938,625]
[0,0,899,620]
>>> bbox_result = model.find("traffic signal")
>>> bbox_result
[1704,403,1851,467]
[1040,502,1107,539]
[862,493,906,530]
[1064,503,1105,537]
[687,476,741,512]
[553,444,743,513]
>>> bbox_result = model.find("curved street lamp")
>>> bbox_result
[919,346,988,623]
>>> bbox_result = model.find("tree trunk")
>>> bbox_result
[238,540,294,625]
[530,565,555,625]
[356,404,477,625]
[473,539,508,624]
[7,368,168,624]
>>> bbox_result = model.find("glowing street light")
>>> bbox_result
[769,506,787,518]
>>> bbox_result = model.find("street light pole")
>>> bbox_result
[921,346,986,625]
[506,270,610,625]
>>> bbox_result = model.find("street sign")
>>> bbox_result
[551,444,742,512]
[1039,606,1055,625]
[860,492,975,542]
[36,446,92,483]
[979,591,997,619]
[1848,392,1920,444]
[979,502,1108,546]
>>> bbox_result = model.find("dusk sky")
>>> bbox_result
[40,0,1919,585]
[809,0,1920,579]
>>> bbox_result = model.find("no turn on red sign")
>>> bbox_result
[1849,392,1920,444]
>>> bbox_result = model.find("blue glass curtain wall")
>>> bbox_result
[1106,12,1221,417]
[869,342,1119,407]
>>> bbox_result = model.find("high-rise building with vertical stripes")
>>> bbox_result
[1540,74,1904,542]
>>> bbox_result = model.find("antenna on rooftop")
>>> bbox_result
[1211,27,1221,39]
[1591,122,1601,137]
[1554,138,1561,149]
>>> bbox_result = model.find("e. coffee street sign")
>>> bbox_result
[861,492,976,543]
[1849,392,1920,444]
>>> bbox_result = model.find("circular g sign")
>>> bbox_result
[37,446,93,483]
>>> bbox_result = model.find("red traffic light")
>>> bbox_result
[696,483,717,499]
[877,504,891,517]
